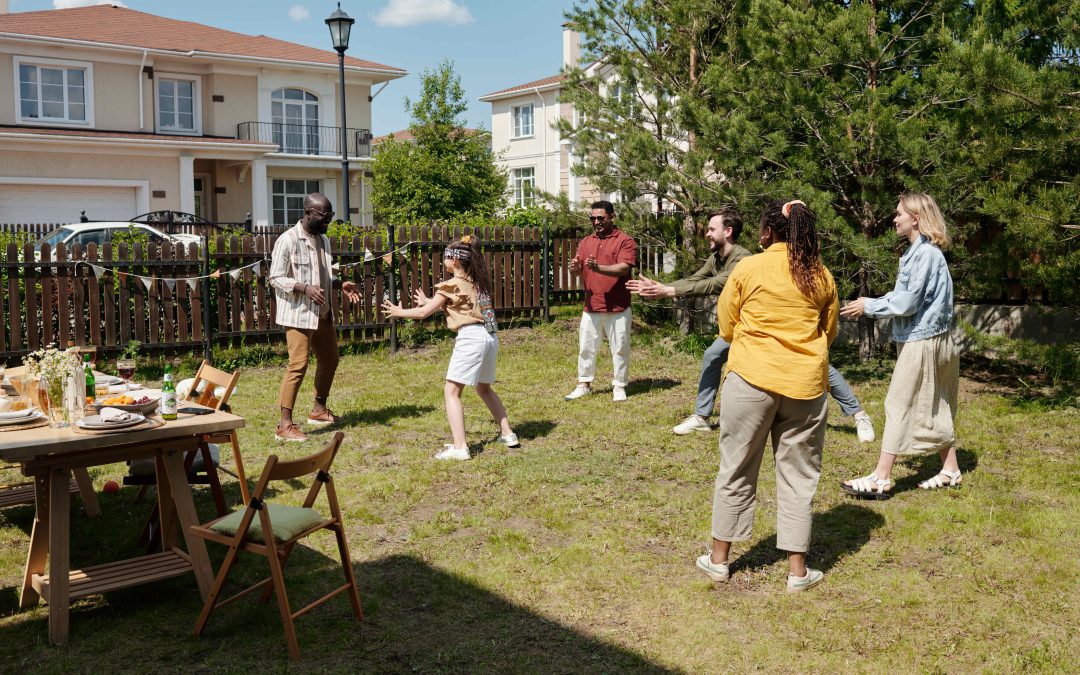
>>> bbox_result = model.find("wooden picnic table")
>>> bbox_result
[0,393,245,646]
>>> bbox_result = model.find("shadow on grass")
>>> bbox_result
[312,404,437,430]
[829,342,896,385]
[353,554,675,673]
[733,503,886,574]
[512,419,557,441]
[626,378,681,395]
[891,447,978,493]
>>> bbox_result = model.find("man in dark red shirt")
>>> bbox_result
[566,200,638,402]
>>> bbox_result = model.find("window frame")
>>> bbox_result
[511,103,534,139]
[14,55,95,127]
[155,72,202,135]
[271,179,322,227]
[511,167,536,207]
[271,88,321,155]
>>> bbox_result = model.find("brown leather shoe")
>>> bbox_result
[306,408,341,427]
[274,423,307,442]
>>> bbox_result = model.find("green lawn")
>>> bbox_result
[1,308,1077,673]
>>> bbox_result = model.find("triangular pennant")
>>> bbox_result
[382,253,393,264]
[210,270,221,279]
[141,276,153,292]
[186,278,199,291]
[252,261,261,276]
[164,279,176,292]
[228,268,243,281]
[90,264,104,280]
[364,247,375,263]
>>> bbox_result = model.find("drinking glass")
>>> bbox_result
[117,358,136,387]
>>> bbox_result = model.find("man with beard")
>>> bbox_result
[629,207,875,442]
[269,192,360,441]
[565,200,638,402]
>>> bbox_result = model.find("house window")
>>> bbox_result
[512,104,534,138]
[272,179,321,226]
[15,56,93,126]
[157,75,200,133]
[272,88,320,154]
[512,168,535,207]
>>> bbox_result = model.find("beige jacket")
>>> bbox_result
[269,221,335,330]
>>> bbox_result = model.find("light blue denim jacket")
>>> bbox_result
[864,235,954,343]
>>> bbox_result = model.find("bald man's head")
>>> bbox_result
[301,192,334,234]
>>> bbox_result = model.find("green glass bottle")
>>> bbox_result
[161,364,177,421]
[83,354,95,406]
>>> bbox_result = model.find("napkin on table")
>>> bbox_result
[99,407,135,424]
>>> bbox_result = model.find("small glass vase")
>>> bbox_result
[43,377,71,429]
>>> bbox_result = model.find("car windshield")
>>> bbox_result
[37,227,74,248]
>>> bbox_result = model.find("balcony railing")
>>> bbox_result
[237,122,372,158]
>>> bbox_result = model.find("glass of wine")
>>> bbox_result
[117,358,136,387]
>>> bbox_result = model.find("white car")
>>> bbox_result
[35,222,203,259]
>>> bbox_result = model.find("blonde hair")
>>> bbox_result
[899,192,951,249]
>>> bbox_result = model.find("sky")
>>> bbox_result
[8,0,578,135]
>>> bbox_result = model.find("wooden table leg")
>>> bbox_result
[161,449,213,600]
[71,468,101,517]
[48,466,71,646]
[155,455,178,551]
[20,472,50,609]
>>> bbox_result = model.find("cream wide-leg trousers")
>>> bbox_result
[576,308,631,388]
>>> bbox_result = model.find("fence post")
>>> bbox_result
[387,223,398,354]
[542,216,551,323]
[203,226,212,364]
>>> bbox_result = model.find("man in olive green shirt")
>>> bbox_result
[628,208,751,434]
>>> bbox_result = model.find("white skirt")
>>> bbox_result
[881,332,959,455]
[446,324,498,386]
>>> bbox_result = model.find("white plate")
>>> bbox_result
[97,376,123,386]
[0,410,45,426]
[0,407,36,420]
[77,413,146,430]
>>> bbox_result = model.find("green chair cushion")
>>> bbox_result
[210,503,325,543]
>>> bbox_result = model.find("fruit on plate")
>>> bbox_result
[102,394,137,405]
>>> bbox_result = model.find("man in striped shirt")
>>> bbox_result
[269,193,360,442]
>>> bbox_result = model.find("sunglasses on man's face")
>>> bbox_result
[589,216,608,223]
[311,208,335,219]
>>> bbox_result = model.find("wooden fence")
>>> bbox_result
[0,225,594,362]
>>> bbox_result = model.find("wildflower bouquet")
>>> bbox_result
[23,345,82,426]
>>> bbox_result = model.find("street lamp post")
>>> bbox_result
[326,3,354,223]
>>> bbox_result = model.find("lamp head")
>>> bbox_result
[325,2,354,52]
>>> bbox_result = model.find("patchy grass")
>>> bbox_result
[1,306,1077,673]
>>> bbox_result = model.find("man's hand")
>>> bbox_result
[627,273,675,298]
[585,256,599,272]
[303,283,326,306]
[840,297,868,319]
[342,280,360,304]
[569,257,583,274]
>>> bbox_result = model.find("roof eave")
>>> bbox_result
[478,82,562,102]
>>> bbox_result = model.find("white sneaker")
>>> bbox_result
[855,413,876,443]
[673,414,711,435]
[612,386,627,402]
[435,445,470,461]
[564,384,591,400]
[500,432,520,447]
[695,553,730,582]
[787,567,824,593]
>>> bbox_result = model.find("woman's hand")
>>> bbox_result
[413,288,430,306]
[381,299,404,318]
[840,297,868,319]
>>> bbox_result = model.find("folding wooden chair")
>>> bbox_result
[125,360,248,517]
[188,431,362,660]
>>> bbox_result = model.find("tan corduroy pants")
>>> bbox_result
[277,317,339,410]
[711,372,828,553]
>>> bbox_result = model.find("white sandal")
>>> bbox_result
[918,469,962,490]
[841,473,893,500]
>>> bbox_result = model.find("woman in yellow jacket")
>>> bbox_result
[695,200,839,593]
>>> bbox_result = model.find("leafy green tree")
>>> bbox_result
[371,60,507,224]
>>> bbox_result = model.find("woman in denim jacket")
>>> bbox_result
[839,193,961,498]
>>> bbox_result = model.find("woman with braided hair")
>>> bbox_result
[383,235,518,460]
[841,192,959,497]
[696,199,838,593]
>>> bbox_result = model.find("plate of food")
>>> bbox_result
[92,394,159,415]
[78,411,146,430]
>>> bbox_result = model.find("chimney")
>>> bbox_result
[562,25,580,70]
[0,0,9,15]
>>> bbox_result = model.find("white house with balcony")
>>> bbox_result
[0,3,404,227]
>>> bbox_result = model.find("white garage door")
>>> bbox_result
[0,184,138,225]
